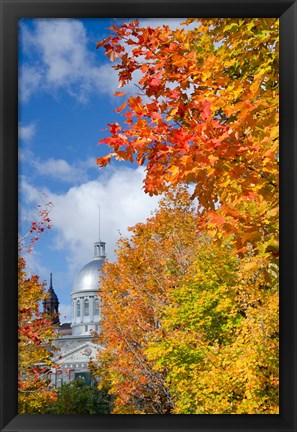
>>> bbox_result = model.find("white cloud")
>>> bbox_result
[21,155,98,184]
[19,18,200,103]
[19,176,49,206]
[33,158,84,183]
[79,156,98,170]
[19,65,43,102]
[34,158,74,179]
[20,166,160,276]
[19,19,119,102]
[19,123,36,142]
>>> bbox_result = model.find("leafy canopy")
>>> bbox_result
[97,18,279,258]
[18,206,58,414]
[93,18,279,414]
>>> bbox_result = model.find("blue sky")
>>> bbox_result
[18,18,188,322]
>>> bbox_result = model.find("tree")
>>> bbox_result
[146,241,279,414]
[96,18,279,259]
[46,378,113,414]
[18,205,58,414]
[94,19,279,414]
[92,187,278,413]
[91,188,200,414]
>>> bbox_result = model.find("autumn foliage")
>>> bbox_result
[18,206,58,413]
[94,18,279,414]
[97,18,278,258]
[146,232,279,414]
[92,189,278,414]
[92,188,200,413]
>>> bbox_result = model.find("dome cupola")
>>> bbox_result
[72,241,106,294]
[71,240,106,336]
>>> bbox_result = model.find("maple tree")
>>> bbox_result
[94,18,279,414]
[146,241,279,414]
[18,205,58,414]
[96,18,279,259]
[91,188,200,414]
[92,188,278,413]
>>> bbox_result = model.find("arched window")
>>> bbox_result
[94,299,99,316]
[77,300,81,317]
[84,299,89,316]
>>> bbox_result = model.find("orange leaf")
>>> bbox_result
[114,91,126,97]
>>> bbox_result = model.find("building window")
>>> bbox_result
[94,299,99,316]
[85,325,88,332]
[84,299,89,316]
[77,300,81,317]
[95,325,99,332]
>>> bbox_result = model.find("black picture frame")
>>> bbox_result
[0,1,296,431]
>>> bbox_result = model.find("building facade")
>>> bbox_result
[45,240,106,387]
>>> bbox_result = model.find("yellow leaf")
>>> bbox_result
[242,261,259,272]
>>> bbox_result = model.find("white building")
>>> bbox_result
[45,240,106,387]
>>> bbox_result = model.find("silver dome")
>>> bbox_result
[72,257,104,293]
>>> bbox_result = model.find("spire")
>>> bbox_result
[43,273,60,325]
[98,204,101,242]
[93,203,106,259]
